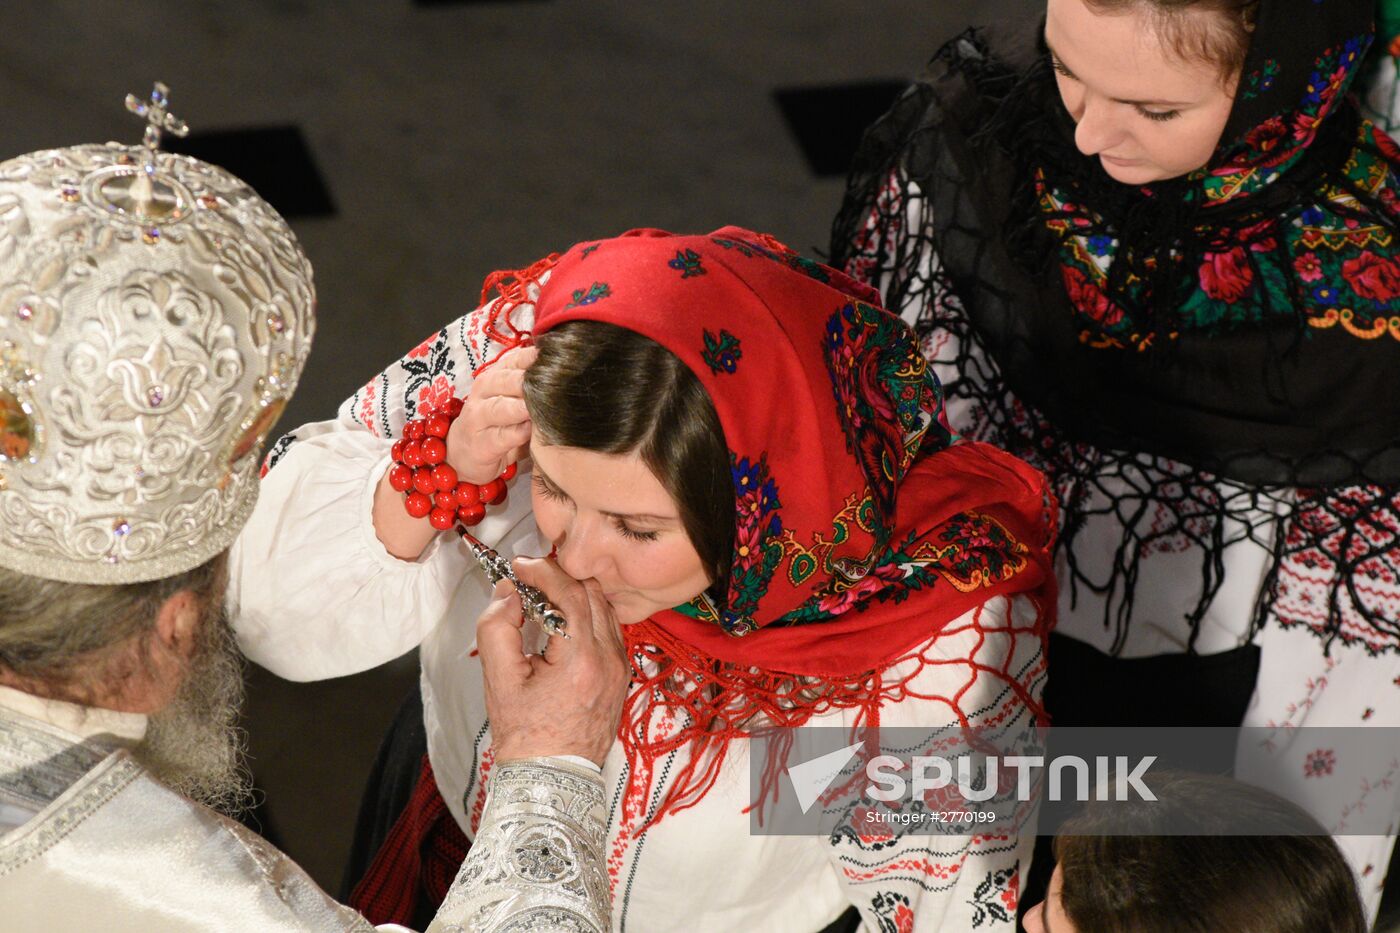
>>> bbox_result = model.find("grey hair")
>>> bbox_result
[0,553,228,699]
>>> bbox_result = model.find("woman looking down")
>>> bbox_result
[832,0,1400,920]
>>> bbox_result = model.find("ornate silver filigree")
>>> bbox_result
[460,531,570,637]
[429,759,609,933]
[510,825,578,884]
[0,111,315,583]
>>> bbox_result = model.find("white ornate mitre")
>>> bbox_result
[0,84,315,584]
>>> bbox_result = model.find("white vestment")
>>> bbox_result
[0,685,608,932]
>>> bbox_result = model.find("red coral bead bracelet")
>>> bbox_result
[388,396,517,529]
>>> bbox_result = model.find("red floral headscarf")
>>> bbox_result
[487,226,1056,822]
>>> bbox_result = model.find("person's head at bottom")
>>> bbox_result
[1022,771,1367,933]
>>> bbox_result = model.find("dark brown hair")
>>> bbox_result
[1085,0,1260,80]
[522,321,733,599]
[1052,771,1367,933]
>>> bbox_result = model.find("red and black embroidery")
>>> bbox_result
[397,328,460,421]
[967,863,1019,927]
[260,432,298,477]
[869,890,916,933]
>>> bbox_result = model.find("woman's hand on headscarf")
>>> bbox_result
[448,345,537,483]
[476,556,629,766]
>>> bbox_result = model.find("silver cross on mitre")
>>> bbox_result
[124,82,190,173]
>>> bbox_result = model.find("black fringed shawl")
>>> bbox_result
[831,5,1400,654]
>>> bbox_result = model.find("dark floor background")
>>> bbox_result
[3,0,1025,435]
[6,2,1396,929]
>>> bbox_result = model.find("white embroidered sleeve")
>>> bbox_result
[230,279,544,681]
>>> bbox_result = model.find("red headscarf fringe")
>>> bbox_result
[472,252,561,374]
[619,590,1052,829]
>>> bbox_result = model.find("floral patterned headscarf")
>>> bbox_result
[1042,2,1396,349]
[492,227,1056,820]
[831,1,1398,487]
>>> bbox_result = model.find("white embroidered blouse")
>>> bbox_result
[230,275,1044,931]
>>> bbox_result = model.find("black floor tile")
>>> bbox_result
[166,125,336,218]
[774,80,908,178]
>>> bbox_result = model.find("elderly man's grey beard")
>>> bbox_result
[135,598,251,817]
